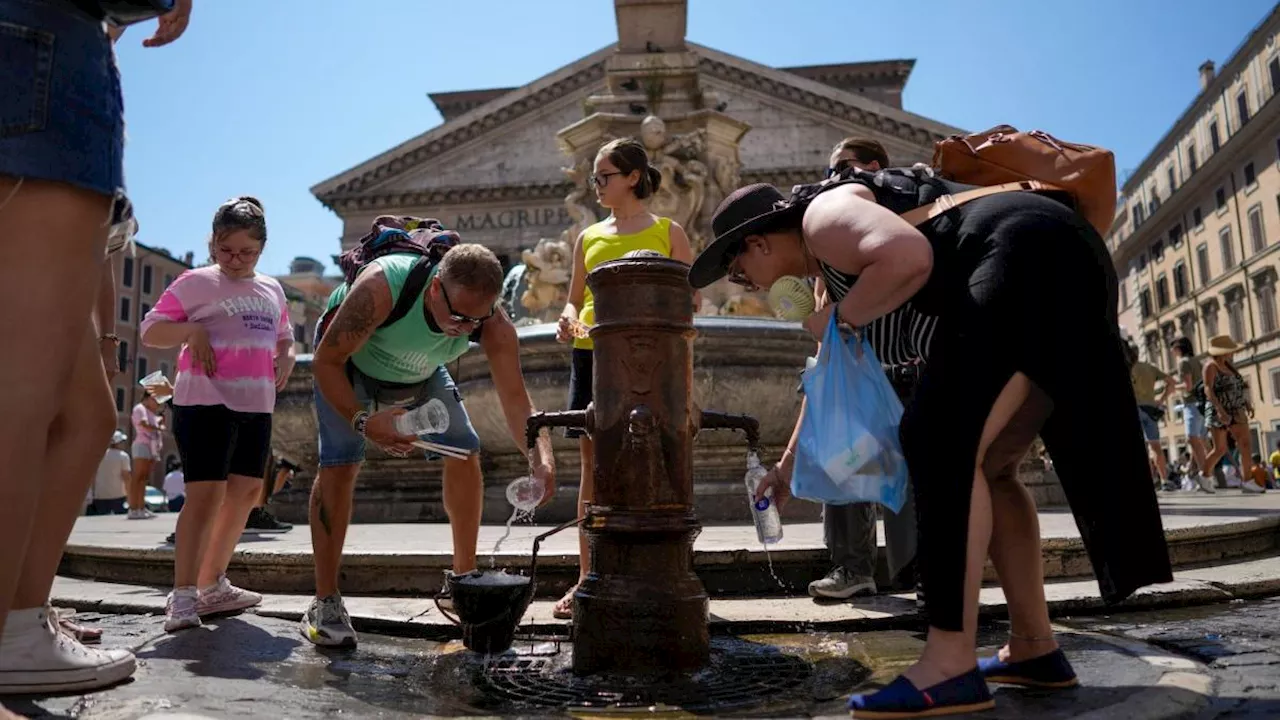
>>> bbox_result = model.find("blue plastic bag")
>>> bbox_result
[793,314,910,512]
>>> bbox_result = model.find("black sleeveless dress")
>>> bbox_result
[810,168,1172,631]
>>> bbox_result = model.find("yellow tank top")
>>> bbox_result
[575,217,673,350]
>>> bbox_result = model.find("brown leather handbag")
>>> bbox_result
[906,125,1117,237]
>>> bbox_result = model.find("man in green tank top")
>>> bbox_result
[303,244,556,649]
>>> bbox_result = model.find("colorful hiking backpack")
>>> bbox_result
[315,216,460,343]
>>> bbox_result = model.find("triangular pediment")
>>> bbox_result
[312,41,965,214]
[310,44,616,208]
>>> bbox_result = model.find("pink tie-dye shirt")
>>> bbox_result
[140,267,292,414]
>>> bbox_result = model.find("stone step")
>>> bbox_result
[60,490,1280,597]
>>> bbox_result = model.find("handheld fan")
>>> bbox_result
[767,276,815,321]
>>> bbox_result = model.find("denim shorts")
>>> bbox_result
[0,0,124,197]
[1183,402,1207,438]
[1138,406,1160,442]
[315,365,482,468]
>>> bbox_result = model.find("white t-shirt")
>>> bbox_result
[93,449,131,501]
[163,470,185,500]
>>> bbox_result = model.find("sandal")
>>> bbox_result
[552,586,577,620]
[55,608,103,644]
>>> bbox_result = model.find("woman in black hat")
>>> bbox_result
[689,176,1172,718]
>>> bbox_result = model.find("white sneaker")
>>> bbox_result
[197,575,262,617]
[300,595,358,648]
[1242,481,1267,494]
[165,587,201,632]
[0,604,135,694]
[807,566,877,599]
[127,508,154,520]
[1197,474,1217,493]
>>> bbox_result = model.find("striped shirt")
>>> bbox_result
[819,262,938,367]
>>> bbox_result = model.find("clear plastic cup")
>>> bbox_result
[505,476,544,511]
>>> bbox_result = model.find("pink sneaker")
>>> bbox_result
[164,588,201,633]
[196,576,262,617]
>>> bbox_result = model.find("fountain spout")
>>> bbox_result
[697,410,761,453]
[525,409,589,449]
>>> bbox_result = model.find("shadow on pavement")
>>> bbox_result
[139,615,299,680]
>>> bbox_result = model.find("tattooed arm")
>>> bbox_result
[314,267,391,418]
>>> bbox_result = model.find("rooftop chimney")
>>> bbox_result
[1199,60,1216,92]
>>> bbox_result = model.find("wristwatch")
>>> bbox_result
[351,410,370,437]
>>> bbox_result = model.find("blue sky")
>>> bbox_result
[113,0,1277,275]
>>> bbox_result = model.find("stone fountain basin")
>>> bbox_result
[270,317,820,525]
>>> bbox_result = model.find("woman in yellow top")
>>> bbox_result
[554,137,695,619]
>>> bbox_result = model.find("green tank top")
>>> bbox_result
[325,254,471,384]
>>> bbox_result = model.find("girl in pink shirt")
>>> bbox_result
[141,197,297,632]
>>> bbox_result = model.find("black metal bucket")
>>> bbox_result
[434,516,583,654]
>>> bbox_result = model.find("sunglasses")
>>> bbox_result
[215,247,261,262]
[438,278,496,326]
[824,158,856,179]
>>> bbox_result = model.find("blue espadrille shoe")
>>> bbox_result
[978,648,1078,688]
[848,666,994,718]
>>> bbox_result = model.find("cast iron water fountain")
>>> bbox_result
[429,258,867,714]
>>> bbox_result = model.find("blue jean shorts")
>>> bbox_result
[315,365,482,468]
[1183,402,1207,438]
[1137,406,1160,442]
[0,0,124,196]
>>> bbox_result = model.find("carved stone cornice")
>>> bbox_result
[322,181,575,214]
[313,60,608,209]
[741,166,824,190]
[697,55,950,147]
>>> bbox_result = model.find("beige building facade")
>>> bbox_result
[109,242,194,477]
[1111,3,1280,461]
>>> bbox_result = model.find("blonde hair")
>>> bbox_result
[438,243,503,296]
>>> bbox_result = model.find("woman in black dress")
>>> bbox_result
[689,173,1172,718]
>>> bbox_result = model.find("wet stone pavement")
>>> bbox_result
[0,605,1247,719]
[1064,596,1280,718]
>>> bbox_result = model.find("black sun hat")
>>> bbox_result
[688,183,802,289]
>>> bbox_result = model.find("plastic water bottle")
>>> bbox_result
[745,452,783,544]
[394,398,450,436]
[505,476,544,511]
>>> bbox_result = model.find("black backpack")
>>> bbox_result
[315,216,460,343]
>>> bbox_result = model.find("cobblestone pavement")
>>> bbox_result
[1063,596,1280,718]
[5,600,1271,719]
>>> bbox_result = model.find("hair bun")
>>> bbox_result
[237,196,264,211]
[646,166,662,194]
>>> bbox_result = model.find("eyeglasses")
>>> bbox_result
[215,247,261,262]
[725,245,759,291]
[438,279,496,326]
[588,171,622,188]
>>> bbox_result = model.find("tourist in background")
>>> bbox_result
[799,138,924,602]
[0,0,193,701]
[689,167,1170,716]
[129,392,167,519]
[553,138,695,620]
[1171,337,1212,492]
[89,432,133,516]
[163,458,186,514]
[1122,342,1174,488]
[141,197,296,633]
[1201,335,1259,492]
[245,455,295,531]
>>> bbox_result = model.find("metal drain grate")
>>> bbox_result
[479,648,813,713]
